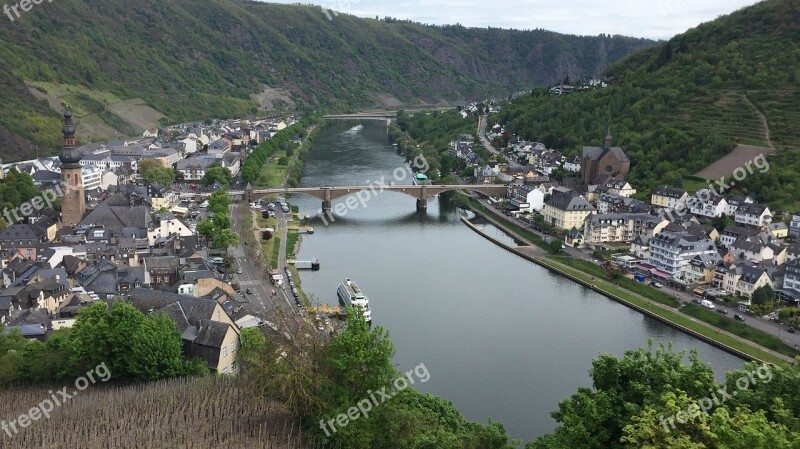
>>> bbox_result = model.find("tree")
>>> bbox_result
[207,189,231,215]
[145,167,175,186]
[201,165,233,188]
[751,285,775,305]
[128,313,188,381]
[278,156,289,166]
[211,228,240,249]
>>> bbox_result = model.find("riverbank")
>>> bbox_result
[460,208,792,366]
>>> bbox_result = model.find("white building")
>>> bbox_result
[790,211,800,239]
[648,231,719,279]
[81,165,103,192]
[147,214,194,246]
[583,213,668,247]
[688,190,728,218]
[734,203,772,228]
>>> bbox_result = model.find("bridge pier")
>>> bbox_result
[322,200,332,214]
[416,199,428,211]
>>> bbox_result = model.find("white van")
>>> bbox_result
[701,300,716,310]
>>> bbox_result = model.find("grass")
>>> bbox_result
[285,231,300,258]
[257,152,288,187]
[270,236,281,270]
[558,258,680,308]
[681,305,800,358]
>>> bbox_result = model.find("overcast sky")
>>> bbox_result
[266,0,760,40]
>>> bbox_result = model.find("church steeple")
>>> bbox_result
[59,110,82,166]
[603,126,612,151]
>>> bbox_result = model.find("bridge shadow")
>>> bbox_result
[302,208,455,228]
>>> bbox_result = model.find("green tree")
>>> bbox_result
[207,189,231,215]
[201,165,233,187]
[211,228,240,248]
[128,313,187,381]
[751,285,775,305]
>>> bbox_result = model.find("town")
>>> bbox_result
[0,111,309,375]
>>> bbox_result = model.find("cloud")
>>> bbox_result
[265,0,760,39]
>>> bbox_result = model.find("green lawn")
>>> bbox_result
[285,231,300,258]
[257,152,288,187]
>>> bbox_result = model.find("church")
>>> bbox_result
[581,128,630,185]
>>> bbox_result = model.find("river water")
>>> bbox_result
[293,121,743,441]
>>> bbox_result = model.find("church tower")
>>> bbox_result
[59,110,85,226]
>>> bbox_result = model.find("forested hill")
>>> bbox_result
[495,0,800,208]
[0,0,653,161]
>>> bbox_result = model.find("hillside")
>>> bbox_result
[495,0,800,208]
[0,0,653,161]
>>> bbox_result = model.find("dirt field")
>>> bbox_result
[695,144,776,180]
[105,98,165,131]
[0,376,307,449]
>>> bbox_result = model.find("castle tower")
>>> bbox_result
[59,110,85,226]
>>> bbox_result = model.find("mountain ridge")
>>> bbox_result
[0,0,654,161]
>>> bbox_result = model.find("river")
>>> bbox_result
[292,121,744,441]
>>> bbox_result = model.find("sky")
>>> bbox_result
[265,0,761,40]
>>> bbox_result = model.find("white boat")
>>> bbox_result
[337,278,372,322]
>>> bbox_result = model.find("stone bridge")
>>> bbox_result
[227,184,507,212]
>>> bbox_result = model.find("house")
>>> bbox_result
[565,228,584,247]
[720,224,760,248]
[734,203,772,228]
[143,128,159,138]
[604,179,637,198]
[148,213,194,246]
[728,237,774,264]
[776,259,800,304]
[714,263,774,299]
[511,185,546,212]
[686,253,722,285]
[177,158,219,181]
[474,165,498,184]
[688,190,728,218]
[647,231,719,280]
[542,192,596,230]
[790,210,800,239]
[143,256,180,289]
[583,213,667,247]
[651,187,689,210]
[766,222,789,240]
[725,196,754,217]
[128,288,240,373]
[581,128,630,185]
[563,156,581,173]
[80,193,152,237]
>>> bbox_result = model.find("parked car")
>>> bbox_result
[701,300,716,310]
[236,268,243,274]
[650,281,664,288]
[734,314,746,322]
[788,327,796,334]
[716,309,728,315]
[246,288,253,295]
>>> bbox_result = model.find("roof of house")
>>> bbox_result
[546,192,595,212]
[653,186,687,198]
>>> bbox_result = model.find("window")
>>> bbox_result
[223,347,228,358]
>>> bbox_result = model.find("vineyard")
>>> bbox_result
[0,376,309,449]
